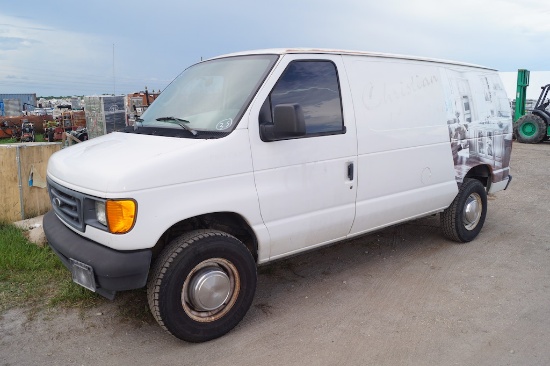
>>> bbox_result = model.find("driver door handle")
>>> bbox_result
[347,162,354,181]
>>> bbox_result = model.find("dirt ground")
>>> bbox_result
[2,142,550,366]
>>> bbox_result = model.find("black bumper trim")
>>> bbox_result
[43,211,152,298]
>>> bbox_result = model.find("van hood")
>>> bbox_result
[47,132,250,195]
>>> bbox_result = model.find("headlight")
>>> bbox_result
[95,201,106,226]
[95,199,137,234]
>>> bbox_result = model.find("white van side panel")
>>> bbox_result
[343,57,453,152]
[349,146,458,234]
[342,56,458,235]
[441,67,512,186]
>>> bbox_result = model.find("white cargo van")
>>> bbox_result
[44,49,512,342]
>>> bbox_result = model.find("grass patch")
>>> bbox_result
[0,137,19,144]
[0,223,103,313]
[35,134,46,142]
[0,134,47,144]
[0,223,153,323]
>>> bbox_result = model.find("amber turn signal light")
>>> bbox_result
[106,200,137,234]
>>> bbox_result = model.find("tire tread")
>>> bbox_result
[441,178,486,243]
[146,229,237,337]
[514,114,546,143]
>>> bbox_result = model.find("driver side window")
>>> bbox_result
[261,60,345,136]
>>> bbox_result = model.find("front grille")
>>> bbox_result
[47,178,85,231]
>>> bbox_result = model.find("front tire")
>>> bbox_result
[514,114,546,143]
[147,230,257,342]
[441,178,487,243]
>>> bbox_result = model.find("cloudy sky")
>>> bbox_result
[1,0,549,97]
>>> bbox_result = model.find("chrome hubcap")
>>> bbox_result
[182,258,240,322]
[463,193,482,230]
[188,267,230,311]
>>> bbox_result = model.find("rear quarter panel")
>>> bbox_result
[441,67,512,186]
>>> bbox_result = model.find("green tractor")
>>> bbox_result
[514,83,550,143]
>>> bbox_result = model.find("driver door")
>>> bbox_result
[248,54,358,259]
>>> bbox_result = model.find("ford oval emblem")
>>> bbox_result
[53,197,62,207]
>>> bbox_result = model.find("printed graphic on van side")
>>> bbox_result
[351,59,512,186]
[442,69,512,184]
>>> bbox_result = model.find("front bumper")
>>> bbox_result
[43,210,152,299]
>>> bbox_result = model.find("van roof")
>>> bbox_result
[211,48,495,71]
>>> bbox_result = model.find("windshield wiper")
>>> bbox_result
[156,116,190,123]
[155,116,198,136]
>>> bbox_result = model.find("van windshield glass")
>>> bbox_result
[138,54,278,137]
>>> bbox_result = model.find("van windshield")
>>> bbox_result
[138,54,279,138]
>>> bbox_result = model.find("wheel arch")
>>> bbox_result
[464,164,492,189]
[152,212,259,263]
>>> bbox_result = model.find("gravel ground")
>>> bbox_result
[1,141,549,366]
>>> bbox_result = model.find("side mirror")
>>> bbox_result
[260,103,306,141]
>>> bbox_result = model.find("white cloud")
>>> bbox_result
[1,1,548,95]
[397,0,550,32]
[0,14,112,95]
[500,71,550,100]
[308,0,550,70]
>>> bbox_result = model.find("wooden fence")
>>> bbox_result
[0,142,61,222]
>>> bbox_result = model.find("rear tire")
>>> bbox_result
[514,114,546,143]
[147,229,257,342]
[441,178,487,243]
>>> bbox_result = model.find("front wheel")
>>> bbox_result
[441,178,487,243]
[147,230,257,342]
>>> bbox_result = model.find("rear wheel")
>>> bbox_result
[147,229,257,342]
[441,178,487,243]
[514,114,546,143]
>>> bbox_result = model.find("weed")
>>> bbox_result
[0,223,103,313]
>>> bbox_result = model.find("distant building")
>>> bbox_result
[84,95,127,138]
[70,97,82,110]
[0,93,37,116]
[127,88,160,125]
